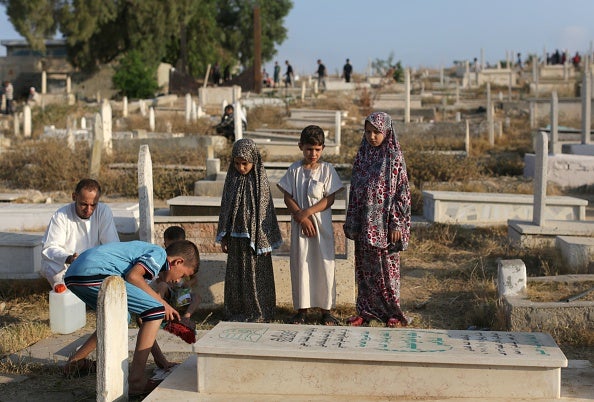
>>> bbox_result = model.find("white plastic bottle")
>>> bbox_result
[49,283,86,334]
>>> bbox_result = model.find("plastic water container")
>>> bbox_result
[49,285,86,334]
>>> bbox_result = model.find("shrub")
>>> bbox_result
[112,50,159,99]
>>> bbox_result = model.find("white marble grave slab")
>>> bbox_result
[195,322,567,399]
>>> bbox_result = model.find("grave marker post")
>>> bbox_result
[234,101,243,141]
[138,144,155,243]
[96,276,128,402]
[550,91,559,154]
[122,96,128,118]
[581,69,591,144]
[23,104,32,137]
[533,131,548,226]
[149,106,155,132]
[404,68,410,123]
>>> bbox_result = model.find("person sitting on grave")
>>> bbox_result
[64,240,200,397]
[27,87,41,106]
[41,178,120,289]
[150,226,201,328]
[215,104,247,142]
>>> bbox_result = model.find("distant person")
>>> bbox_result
[316,59,327,91]
[3,80,13,114]
[41,178,120,288]
[28,87,41,106]
[343,58,353,83]
[344,112,412,328]
[273,61,281,87]
[215,104,247,142]
[150,226,201,327]
[212,62,221,85]
[277,125,344,325]
[516,53,523,70]
[216,139,282,322]
[223,65,231,82]
[262,68,272,87]
[572,52,582,70]
[64,240,200,396]
[284,60,294,88]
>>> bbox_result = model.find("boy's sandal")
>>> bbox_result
[129,378,162,398]
[291,312,307,324]
[63,358,97,378]
[346,316,366,327]
[321,312,340,326]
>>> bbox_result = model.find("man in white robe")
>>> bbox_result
[41,178,120,287]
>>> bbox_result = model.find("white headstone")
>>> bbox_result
[533,131,548,226]
[97,276,128,401]
[81,116,86,129]
[23,105,32,137]
[404,68,410,124]
[486,83,494,146]
[234,101,243,141]
[465,119,470,156]
[581,71,591,144]
[185,93,192,123]
[138,145,155,243]
[122,96,128,118]
[13,112,19,136]
[100,100,113,155]
[139,100,147,117]
[66,75,71,94]
[191,100,197,122]
[550,91,559,154]
[149,106,155,132]
[334,111,341,148]
[497,259,527,298]
[41,71,47,94]
[197,105,205,119]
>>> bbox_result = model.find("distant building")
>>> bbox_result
[0,39,73,99]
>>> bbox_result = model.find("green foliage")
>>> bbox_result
[112,51,159,99]
[3,0,293,77]
[0,0,60,53]
[371,52,404,82]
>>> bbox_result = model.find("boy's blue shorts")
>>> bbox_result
[65,275,165,322]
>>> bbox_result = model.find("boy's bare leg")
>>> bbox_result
[67,331,98,363]
[151,340,176,369]
[129,319,161,393]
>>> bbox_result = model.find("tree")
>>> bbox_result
[216,0,292,67]
[112,50,158,99]
[2,0,293,78]
[0,0,60,53]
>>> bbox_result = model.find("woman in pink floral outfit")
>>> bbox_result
[344,111,411,328]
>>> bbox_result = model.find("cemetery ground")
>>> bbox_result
[0,88,593,399]
[0,222,593,400]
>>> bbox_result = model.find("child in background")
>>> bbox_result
[151,226,201,326]
[278,125,344,325]
[344,111,412,328]
[216,139,282,322]
[64,240,200,396]
[215,104,247,142]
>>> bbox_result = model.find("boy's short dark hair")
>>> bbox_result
[224,104,234,113]
[164,226,186,243]
[299,125,325,146]
[166,240,200,274]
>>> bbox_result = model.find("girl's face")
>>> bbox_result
[234,156,254,175]
[364,120,386,147]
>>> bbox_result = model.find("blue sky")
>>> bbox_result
[2,0,594,76]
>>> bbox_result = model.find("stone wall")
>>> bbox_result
[154,215,347,254]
